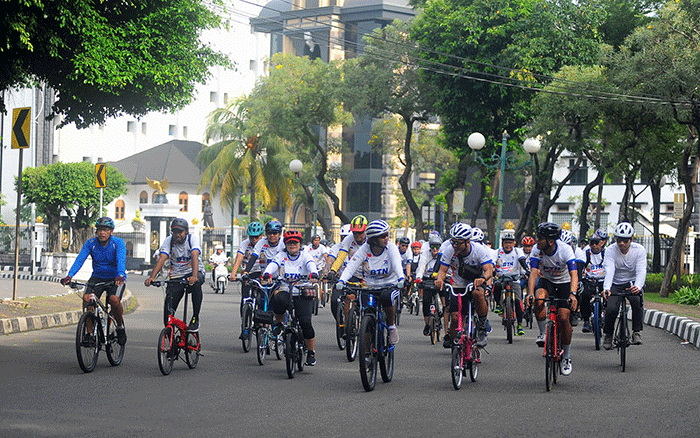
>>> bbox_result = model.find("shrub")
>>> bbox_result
[645,273,664,294]
[672,286,700,306]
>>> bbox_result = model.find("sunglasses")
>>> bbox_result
[450,238,466,246]
[617,237,631,243]
[430,244,441,249]
[377,233,389,239]
[590,239,601,245]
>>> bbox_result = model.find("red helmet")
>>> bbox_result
[521,235,535,246]
[411,241,422,249]
[283,229,302,244]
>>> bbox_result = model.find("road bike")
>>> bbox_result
[449,283,481,389]
[406,281,420,316]
[583,278,605,350]
[421,278,443,345]
[344,282,365,362]
[70,280,125,373]
[537,296,569,391]
[358,286,397,392]
[611,290,635,372]
[283,280,317,379]
[150,279,202,376]
[248,279,284,365]
[496,274,520,344]
[238,277,255,353]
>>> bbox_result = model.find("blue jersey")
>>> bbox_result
[69,236,127,279]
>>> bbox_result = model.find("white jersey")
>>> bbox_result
[399,250,412,272]
[602,242,647,291]
[237,238,260,273]
[339,242,405,288]
[264,250,318,294]
[530,240,576,283]
[440,242,494,288]
[334,233,366,278]
[159,233,205,278]
[209,252,228,265]
[495,247,525,277]
[252,236,284,271]
[415,239,452,279]
[574,246,586,264]
[584,248,606,280]
[304,243,328,271]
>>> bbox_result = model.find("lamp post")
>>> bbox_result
[289,159,318,236]
[468,131,541,242]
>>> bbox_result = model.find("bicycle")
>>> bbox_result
[248,279,283,365]
[611,290,634,372]
[238,277,255,353]
[357,285,398,392]
[283,280,317,379]
[449,283,481,389]
[496,274,520,344]
[421,278,443,345]
[70,280,125,373]
[536,296,569,391]
[344,282,364,362]
[150,279,202,376]
[406,281,420,316]
[583,278,605,351]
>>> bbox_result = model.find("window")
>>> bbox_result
[125,242,134,258]
[115,199,125,220]
[141,122,147,135]
[127,121,136,133]
[182,126,188,139]
[223,93,229,104]
[550,213,574,228]
[179,191,189,212]
[569,158,588,185]
[97,157,103,163]
[82,156,91,162]
[169,125,176,136]
[201,193,211,212]
[347,182,382,213]
[210,91,218,103]
[152,191,159,203]
[249,59,256,71]
[139,191,148,204]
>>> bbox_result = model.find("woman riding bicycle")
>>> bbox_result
[230,221,264,340]
[415,233,448,337]
[494,230,529,336]
[264,230,320,366]
[336,220,405,344]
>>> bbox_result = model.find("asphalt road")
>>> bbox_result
[1,275,698,437]
[0,278,67,300]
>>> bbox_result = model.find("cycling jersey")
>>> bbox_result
[237,238,261,273]
[68,236,127,279]
[332,233,365,277]
[304,243,328,271]
[159,233,205,278]
[495,247,525,277]
[251,236,284,271]
[339,242,405,288]
[209,252,228,265]
[415,239,452,279]
[440,242,493,288]
[529,240,576,283]
[399,249,412,272]
[602,242,647,290]
[264,250,318,294]
[584,248,605,279]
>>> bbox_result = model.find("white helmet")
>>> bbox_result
[501,230,515,241]
[366,220,390,238]
[428,234,443,246]
[340,224,351,238]
[560,229,573,245]
[614,222,634,238]
[471,227,484,242]
[450,223,472,240]
[215,244,224,250]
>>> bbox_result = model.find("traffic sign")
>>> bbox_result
[674,193,685,219]
[95,163,107,188]
[11,107,31,149]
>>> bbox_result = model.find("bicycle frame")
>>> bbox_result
[538,296,568,391]
[450,283,480,389]
[610,290,634,372]
[496,274,520,343]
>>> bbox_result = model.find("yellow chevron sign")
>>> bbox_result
[95,163,107,188]
[11,107,31,149]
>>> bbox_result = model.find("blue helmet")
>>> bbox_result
[247,221,264,237]
[95,217,115,230]
[265,220,283,234]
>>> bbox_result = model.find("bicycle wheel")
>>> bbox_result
[415,296,421,315]
[157,326,175,376]
[335,303,346,350]
[379,326,394,383]
[241,304,253,353]
[256,327,267,365]
[468,341,479,382]
[505,296,513,344]
[285,331,296,379]
[451,345,463,390]
[429,314,436,345]
[593,300,601,351]
[358,314,377,391]
[618,307,628,372]
[275,333,285,360]
[105,316,125,366]
[545,322,555,391]
[346,304,359,362]
[313,296,319,316]
[76,312,99,373]
[395,303,401,326]
[185,332,200,369]
[296,336,305,372]
[488,292,496,312]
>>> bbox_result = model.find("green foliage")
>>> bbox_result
[644,273,700,295]
[672,286,700,306]
[2,0,230,127]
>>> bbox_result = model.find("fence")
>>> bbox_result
[113,231,148,270]
[0,224,49,266]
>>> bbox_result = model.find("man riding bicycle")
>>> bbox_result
[61,217,127,345]
[145,218,205,332]
[494,230,529,336]
[527,222,578,376]
[229,221,265,340]
[328,215,368,323]
[580,228,607,333]
[414,233,448,336]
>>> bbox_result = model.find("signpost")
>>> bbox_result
[673,193,684,219]
[96,163,106,213]
[11,107,31,300]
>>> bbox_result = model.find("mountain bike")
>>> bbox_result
[344,282,364,362]
[537,296,569,391]
[334,286,349,351]
[422,278,443,345]
[496,274,520,344]
[583,278,605,351]
[283,280,317,379]
[358,286,397,392]
[450,283,481,390]
[70,280,125,373]
[406,281,420,316]
[611,290,634,372]
[150,279,202,376]
[249,279,283,365]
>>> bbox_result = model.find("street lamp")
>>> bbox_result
[468,131,541,242]
[289,159,318,236]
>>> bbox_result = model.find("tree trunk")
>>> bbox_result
[446,152,473,231]
[650,178,662,273]
[249,166,257,221]
[578,171,604,239]
[594,175,604,230]
[397,115,424,240]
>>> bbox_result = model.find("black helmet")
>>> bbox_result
[171,218,189,231]
[398,236,410,245]
[265,220,283,234]
[95,217,115,230]
[536,222,560,240]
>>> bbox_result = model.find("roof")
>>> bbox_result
[109,140,203,185]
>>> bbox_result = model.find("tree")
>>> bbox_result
[20,162,128,252]
[2,0,229,127]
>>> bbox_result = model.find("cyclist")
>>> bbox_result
[602,222,646,349]
[520,235,535,288]
[209,244,229,285]
[435,223,494,348]
[264,230,320,366]
[580,229,607,333]
[560,228,581,327]
[243,220,284,275]
[327,224,351,267]
[61,217,127,345]
[328,215,368,322]
[145,218,205,332]
[229,221,264,340]
[397,236,412,304]
[305,234,329,275]
[527,222,578,376]
[336,220,405,344]
[410,240,423,302]
[494,230,529,336]
[415,233,448,336]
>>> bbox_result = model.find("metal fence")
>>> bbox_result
[114,231,147,270]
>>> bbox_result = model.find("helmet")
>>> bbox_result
[215,244,223,250]
[536,222,560,240]
[571,235,578,246]
[411,241,422,249]
[429,230,441,240]
[450,223,472,240]
[366,220,390,238]
[350,215,368,232]
[171,218,189,231]
[471,227,484,242]
[429,234,443,246]
[592,228,608,241]
[283,229,303,244]
[501,230,515,241]
[311,234,321,241]
[521,235,535,246]
[398,236,410,245]
[95,217,115,230]
[339,224,351,237]
[560,229,573,245]
[247,221,264,237]
[614,222,634,238]
[265,220,283,234]
[320,239,328,246]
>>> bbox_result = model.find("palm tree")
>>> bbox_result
[197,97,292,220]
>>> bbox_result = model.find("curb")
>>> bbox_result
[644,308,700,349]
[0,272,62,283]
[0,289,134,336]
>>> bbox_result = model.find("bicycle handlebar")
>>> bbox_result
[149,278,189,288]
[67,280,116,289]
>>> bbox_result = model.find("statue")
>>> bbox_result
[147,177,169,194]
[303,31,321,61]
[202,199,214,228]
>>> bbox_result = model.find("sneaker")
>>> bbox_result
[603,334,613,350]
[561,358,573,376]
[388,326,399,344]
[188,317,199,332]
[516,325,524,336]
[442,333,452,349]
[494,305,503,315]
[305,351,317,366]
[476,328,488,348]
[272,322,283,336]
[238,329,249,341]
[582,321,592,333]
[536,334,545,347]
[570,313,579,327]
[423,324,430,336]
[632,331,642,345]
[116,327,127,346]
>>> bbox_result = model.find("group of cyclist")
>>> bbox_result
[61,210,647,378]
